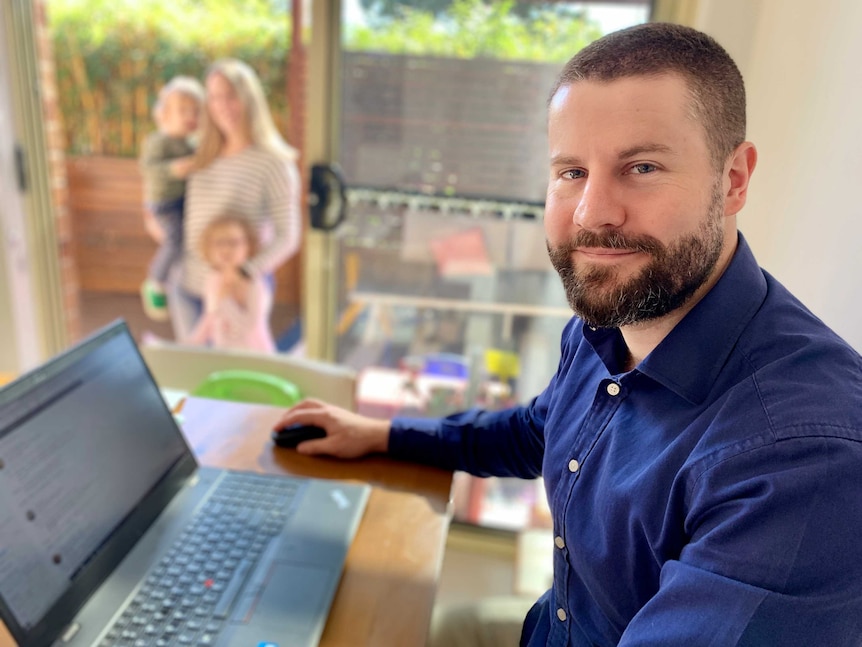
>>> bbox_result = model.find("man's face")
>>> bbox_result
[160,93,199,138]
[544,74,734,328]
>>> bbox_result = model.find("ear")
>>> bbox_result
[723,142,757,216]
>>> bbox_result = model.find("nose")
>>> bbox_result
[573,174,625,230]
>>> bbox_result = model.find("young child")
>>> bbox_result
[139,76,205,321]
[186,214,277,352]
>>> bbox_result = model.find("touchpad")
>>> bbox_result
[223,562,338,645]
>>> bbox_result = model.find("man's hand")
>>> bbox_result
[273,399,390,459]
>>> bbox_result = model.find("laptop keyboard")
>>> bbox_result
[98,472,300,647]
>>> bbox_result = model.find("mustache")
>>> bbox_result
[552,230,664,256]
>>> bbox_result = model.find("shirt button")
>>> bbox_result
[554,536,565,549]
[606,382,621,396]
[568,459,579,473]
[557,608,567,622]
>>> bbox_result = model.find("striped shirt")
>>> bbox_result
[182,145,301,295]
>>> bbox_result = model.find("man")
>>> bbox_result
[276,23,862,646]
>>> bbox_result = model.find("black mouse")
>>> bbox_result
[271,423,327,448]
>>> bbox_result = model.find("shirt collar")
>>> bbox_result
[637,232,767,403]
[583,233,767,404]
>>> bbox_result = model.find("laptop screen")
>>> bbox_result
[0,321,194,643]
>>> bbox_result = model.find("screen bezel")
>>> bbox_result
[0,320,198,647]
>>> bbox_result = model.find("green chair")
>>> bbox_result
[192,369,302,407]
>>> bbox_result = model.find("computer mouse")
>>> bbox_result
[271,423,327,448]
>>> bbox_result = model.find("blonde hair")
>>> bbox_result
[194,58,296,169]
[199,214,260,267]
[153,76,204,123]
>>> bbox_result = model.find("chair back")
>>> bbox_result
[141,342,357,411]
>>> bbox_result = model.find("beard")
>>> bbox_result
[547,184,726,329]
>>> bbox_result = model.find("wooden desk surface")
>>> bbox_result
[0,397,453,647]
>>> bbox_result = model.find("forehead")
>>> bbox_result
[548,74,707,157]
[206,73,236,94]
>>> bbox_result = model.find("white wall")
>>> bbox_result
[698,0,862,351]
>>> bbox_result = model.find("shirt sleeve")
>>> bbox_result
[388,318,582,478]
[245,158,302,276]
[388,392,549,478]
[618,434,862,645]
[139,134,176,186]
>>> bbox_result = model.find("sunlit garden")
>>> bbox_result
[48,0,609,156]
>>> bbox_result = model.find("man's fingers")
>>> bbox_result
[295,436,332,455]
[274,399,328,429]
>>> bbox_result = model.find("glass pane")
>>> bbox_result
[340,0,650,201]
[337,1,650,532]
[49,0,301,348]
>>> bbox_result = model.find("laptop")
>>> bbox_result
[0,320,370,647]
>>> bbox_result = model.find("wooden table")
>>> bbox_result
[0,397,454,647]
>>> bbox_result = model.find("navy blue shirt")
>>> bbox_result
[389,234,862,646]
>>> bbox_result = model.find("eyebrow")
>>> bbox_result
[616,143,675,159]
[550,143,676,168]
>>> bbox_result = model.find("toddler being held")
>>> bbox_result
[139,76,204,321]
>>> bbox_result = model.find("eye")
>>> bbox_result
[562,168,586,180]
[629,163,657,175]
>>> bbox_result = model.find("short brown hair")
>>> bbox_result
[199,214,259,266]
[550,23,746,169]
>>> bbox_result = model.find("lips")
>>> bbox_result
[576,247,641,258]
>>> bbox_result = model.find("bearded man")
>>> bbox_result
[275,23,862,647]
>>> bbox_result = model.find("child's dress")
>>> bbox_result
[188,274,276,352]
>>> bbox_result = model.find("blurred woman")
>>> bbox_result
[169,58,301,345]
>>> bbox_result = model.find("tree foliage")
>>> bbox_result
[346,0,602,61]
[359,0,586,20]
[49,0,291,156]
[48,0,601,156]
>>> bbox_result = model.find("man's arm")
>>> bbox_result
[274,318,583,476]
[619,434,862,646]
[387,403,546,478]
[272,396,548,479]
